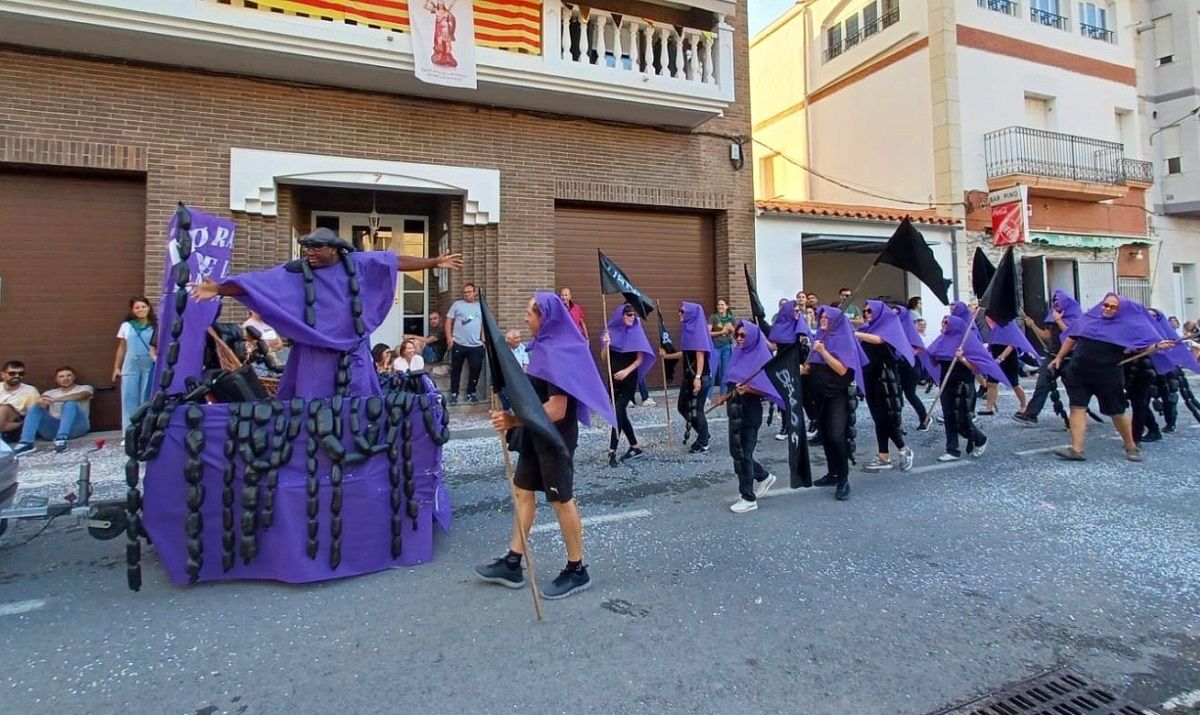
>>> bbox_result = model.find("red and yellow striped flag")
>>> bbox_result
[239,0,542,55]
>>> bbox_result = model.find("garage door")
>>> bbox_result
[0,171,147,431]
[554,205,715,389]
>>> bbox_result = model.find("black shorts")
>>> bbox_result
[986,347,1020,385]
[1063,368,1127,416]
[513,445,575,502]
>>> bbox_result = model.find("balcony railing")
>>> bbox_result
[1080,22,1114,42]
[984,126,1152,186]
[823,8,899,62]
[979,0,1019,17]
[1030,7,1068,30]
[881,7,900,29]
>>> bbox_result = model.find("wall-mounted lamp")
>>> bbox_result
[729,141,745,171]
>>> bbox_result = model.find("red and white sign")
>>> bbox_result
[409,0,478,89]
[990,185,1028,246]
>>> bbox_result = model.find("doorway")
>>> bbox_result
[310,211,430,349]
[1174,263,1196,322]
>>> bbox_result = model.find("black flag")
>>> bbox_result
[655,308,679,381]
[874,218,953,305]
[598,250,655,319]
[970,247,996,301]
[763,342,812,488]
[479,291,569,460]
[744,263,768,333]
[980,246,1019,325]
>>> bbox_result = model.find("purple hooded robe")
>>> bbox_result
[680,301,715,369]
[1065,294,1162,350]
[527,292,617,428]
[809,305,868,394]
[605,304,658,383]
[927,315,1010,386]
[861,299,916,365]
[725,320,785,409]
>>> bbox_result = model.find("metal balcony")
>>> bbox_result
[984,126,1152,200]
[978,0,1019,17]
[1030,7,1068,30]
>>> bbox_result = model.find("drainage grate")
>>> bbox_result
[932,669,1159,715]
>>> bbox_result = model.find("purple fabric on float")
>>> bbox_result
[1045,289,1083,326]
[986,318,1039,359]
[527,292,616,428]
[1066,294,1162,350]
[224,252,398,399]
[1147,308,1200,374]
[679,301,715,366]
[809,306,868,394]
[725,320,784,409]
[605,304,657,382]
[769,300,800,345]
[927,315,1009,385]
[861,299,915,365]
[142,376,450,586]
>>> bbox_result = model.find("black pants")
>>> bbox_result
[1023,359,1056,418]
[817,390,851,484]
[728,395,769,501]
[1129,378,1159,440]
[897,359,927,424]
[941,369,986,456]
[609,374,638,450]
[678,375,712,446]
[865,362,905,454]
[449,344,485,396]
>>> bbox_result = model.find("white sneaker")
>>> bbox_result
[730,498,758,514]
[753,474,777,499]
[642,398,656,407]
[971,441,987,458]
[937,452,960,462]
[774,432,787,441]
[899,448,915,472]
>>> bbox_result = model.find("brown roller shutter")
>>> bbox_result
[0,171,147,431]
[554,205,715,389]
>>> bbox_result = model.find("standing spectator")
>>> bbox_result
[392,339,425,372]
[113,296,156,430]
[907,296,922,321]
[839,288,863,326]
[559,286,588,338]
[505,329,530,371]
[806,293,820,311]
[12,366,93,454]
[0,360,39,443]
[915,318,928,337]
[446,282,485,404]
[405,311,447,364]
[709,298,735,395]
[1168,315,1182,332]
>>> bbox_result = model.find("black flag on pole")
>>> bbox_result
[874,218,953,305]
[655,308,679,381]
[598,250,655,319]
[743,263,769,333]
[980,246,1019,325]
[480,291,570,460]
[763,342,812,488]
[971,247,996,301]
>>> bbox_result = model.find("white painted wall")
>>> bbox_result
[958,0,1136,65]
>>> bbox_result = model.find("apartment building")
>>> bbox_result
[0,0,752,428]
[751,0,1154,323]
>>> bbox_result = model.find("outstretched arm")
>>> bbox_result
[398,253,462,272]
[190,276,245,300]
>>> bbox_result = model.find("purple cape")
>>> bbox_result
[769,300,799,345]
[927,315,1010,385]
[809,306,868,394]
[725,320,784,409]
[1045,290,1083,326]
[224,251,397,399]
[1148,308,1200,374]
[680,301,715,367]
[986,318,1039,359]
[894,306,936,376]
[527,292,617,428]
[861,299,915,365]
[951,300,982,339]
[605,305,657,382]
[1066,294,1162,350]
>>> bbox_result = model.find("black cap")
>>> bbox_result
[298,227,356,252]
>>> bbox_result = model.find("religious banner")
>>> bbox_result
[763,342,812,489]
[153,205,236,394]
[409,0,479,89]
[991,184,1028,247]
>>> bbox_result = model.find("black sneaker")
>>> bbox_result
[688,441,710,454]
[474,557,526,589]
[541,565,592,600]
[1011,413,1037,426]
[448,394,459,406]
[608,451,620,468]
[621,446,644,461]
[466,393,479,405]
[812,474,838,487]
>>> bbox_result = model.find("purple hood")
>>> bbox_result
[527,292,617,428]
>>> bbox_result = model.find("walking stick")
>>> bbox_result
[491,394,543,622]
[920,307,980,429]
[600,293,617,411]
[655,299,673,441]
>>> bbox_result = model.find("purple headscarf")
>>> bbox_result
[769,300,800,345]
[605,304,657,382]
[1147,308,1200,374]
[527,292,617,428]
[725,320,784,409]
[1045,290,1083,326]
[951,301,982,339]
[1066,294,1162,350]
[986,318,1039,359]
[679,301,715,367]
[809,305,868,394]
[861,299,915,365]
[927,315,1010,385]
[894,305,936,377]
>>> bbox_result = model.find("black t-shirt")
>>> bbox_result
[529,375,578,451]
[861,341,893,364]
[1047,323,1063,353]
[610,350,637,373]
[1070,336,1127,373]
[683,350,711,380]
[808,362,853,397]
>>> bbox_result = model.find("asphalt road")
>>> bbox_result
[2,391,1198,715]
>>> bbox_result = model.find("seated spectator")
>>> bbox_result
[0,360,39,444]
[372,343,393,374]
[12,366,92,453]
[498,329,530,410]
[392,339,426,373]
[241,310,283,350]
[405,311,448,364]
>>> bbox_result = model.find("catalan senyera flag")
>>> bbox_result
[242,0,542,55]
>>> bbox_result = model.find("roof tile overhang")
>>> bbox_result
[756,200,961,226]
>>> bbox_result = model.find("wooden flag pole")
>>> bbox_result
[920,306,980,429]
[655,299,673,441]
[838,264,878,310]
[1117,332,1197,366]
[600,293,618,413]
[491,393,544,622]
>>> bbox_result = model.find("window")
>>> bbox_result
[844,15,861,46]
[1031,0,1059,14]
[1163,126,1182,174]
[1153,15,1174,65]
[863,2,879,36]
[881,0,900,27]
[759,155,777,198]
[1030,0,1067,28]
[1024,94,1053,130]
[1079,2,1113,41]
[1115,108,1134,156]
[825,24,843,60]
